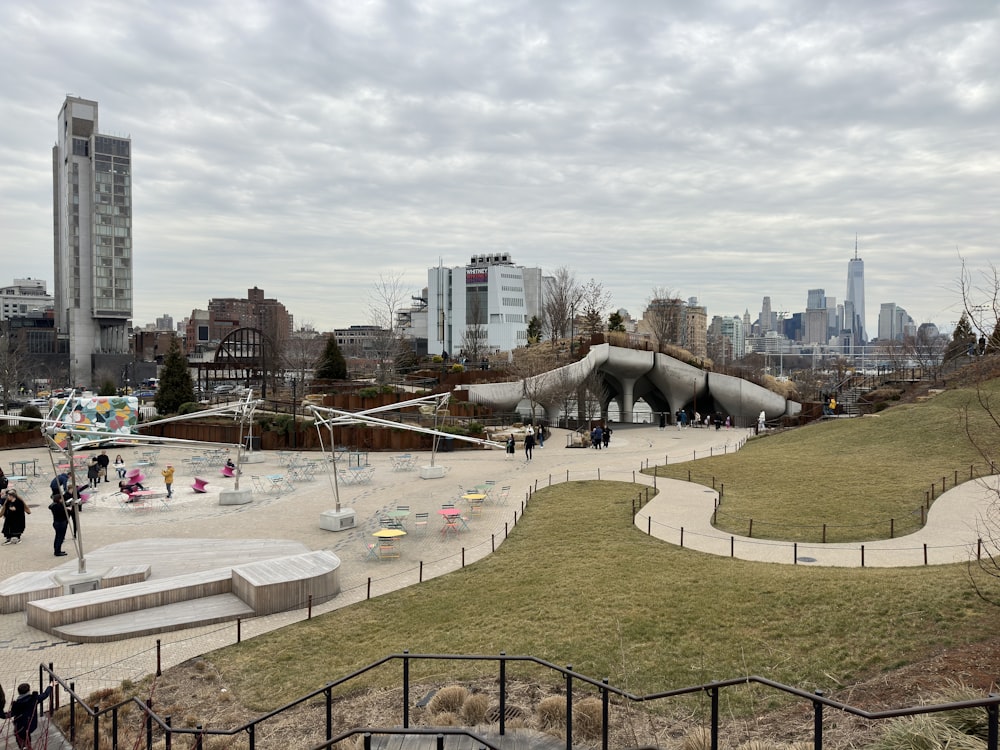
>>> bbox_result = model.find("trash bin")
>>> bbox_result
[440,436,455,452]
[245,436,261,451]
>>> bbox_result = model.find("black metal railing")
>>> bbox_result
[40,652,1000,750]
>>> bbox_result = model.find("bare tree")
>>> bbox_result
[368,272,408,386]
[643,286,683,349]
[543,266,582,346]
[460,291,488,364]
[959,256,1000,351]
[577,279,613,337]
[283,330,326,384]
[0,333,27,415]
[955,258,1000,602]
[579,367,609,426]
[508,345,563,424]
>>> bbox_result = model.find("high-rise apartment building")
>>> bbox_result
[846,245,867,342]
[53,97,132,387]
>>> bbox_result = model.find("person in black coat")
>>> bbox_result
[48,492,70,557]
[10,680,54,749]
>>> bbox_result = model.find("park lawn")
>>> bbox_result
[653,378,1000,542]
[208,479,995,716]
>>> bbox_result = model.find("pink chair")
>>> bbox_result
[191,477,209,493]
[221,465,235,478]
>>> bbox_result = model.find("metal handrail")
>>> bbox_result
[41,651,1000,750]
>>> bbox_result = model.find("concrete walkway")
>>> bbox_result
[0,422,992,702]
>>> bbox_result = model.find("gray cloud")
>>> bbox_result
[1,0,997,334]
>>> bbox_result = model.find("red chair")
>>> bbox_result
[192,477,209,493]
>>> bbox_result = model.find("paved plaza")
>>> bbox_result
[0,423,992,701]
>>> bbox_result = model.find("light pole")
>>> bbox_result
[291,378,297,449]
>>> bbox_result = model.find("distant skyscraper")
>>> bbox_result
[760,296,772,333]
[53,97,133,387]
[846,239,867,343]
[806,288,826,311]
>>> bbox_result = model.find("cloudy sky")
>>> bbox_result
[1,0,997,337]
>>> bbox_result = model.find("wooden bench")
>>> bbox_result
[0,564,152,614]
[26,568,235,632]
[24,551,342,641]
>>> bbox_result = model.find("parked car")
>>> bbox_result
[135,390,157,399]
[26,398,50,408]
[213,384,236,394]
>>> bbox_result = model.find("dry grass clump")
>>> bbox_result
[867,713,987,750]
[866,680,993,750]
[429,711,460,726]
[536,695,566,731]
[678,726,712,750]
[427,685,469,714]
[736,741,782,750]
[460,692,490,725]
[574,696,603,740]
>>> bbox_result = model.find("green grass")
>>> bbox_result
[210,479,993,714]
[654,380,1000,542]
[157,377,1000,721]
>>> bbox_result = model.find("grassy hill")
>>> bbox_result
[111,375,1000,736]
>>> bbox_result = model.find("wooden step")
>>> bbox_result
[54,593,254,643]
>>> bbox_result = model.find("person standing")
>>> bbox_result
[10,680,54,750]
[86,456,101,489]
[96,450,111,482]
[602,425,612,449]
[161,464,175,498]
[505,434,516,460]
[1,488,30,545]
[114,454,126,479]
[523,429,535,461]
[0,467,8,492]
[49,491,69,557]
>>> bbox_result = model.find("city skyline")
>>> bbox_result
[2,1,996,335]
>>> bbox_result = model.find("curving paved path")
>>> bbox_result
[0,423,992,700]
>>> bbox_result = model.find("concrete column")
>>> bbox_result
[620,378,636,423]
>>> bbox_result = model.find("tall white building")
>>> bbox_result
[877,303,915,341]
[53,97,133,387]
[426,253,544,357]
[846,246,867,342]
[0,278,53,322]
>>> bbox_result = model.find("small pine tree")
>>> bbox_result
[527,316,543,344]
[154,339,195,415]
[947,312,976,360]
[608,311,625,332]
[315,336,347,380]
[989,319,1000,354]
[98,379,117,396]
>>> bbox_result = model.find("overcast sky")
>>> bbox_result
[1,0,997,337]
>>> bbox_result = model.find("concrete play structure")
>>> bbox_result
[460,343,801,424]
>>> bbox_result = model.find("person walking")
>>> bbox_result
[602,425,612,449]
[48,491,69,557]
[10,680,54,750]
[1,488,30,545]
[161,464,175,498]
[0,467,8,492]
[523,429,535,461]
